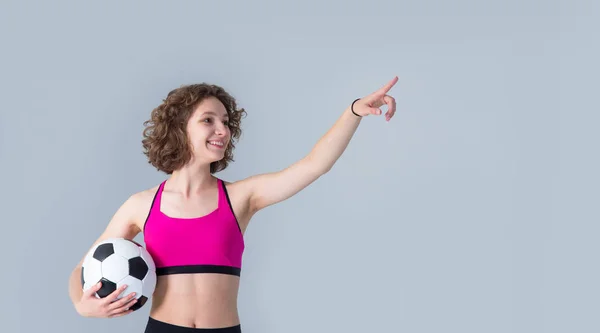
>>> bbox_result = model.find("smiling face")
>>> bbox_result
[186,96,231,165]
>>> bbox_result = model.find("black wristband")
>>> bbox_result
[351,98,361,117]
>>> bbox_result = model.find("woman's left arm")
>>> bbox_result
[243,76,399,213]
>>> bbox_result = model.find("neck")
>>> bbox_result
[167,164,216,198]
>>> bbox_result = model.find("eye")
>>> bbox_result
[223,120,230,126]
[202,118,212,123]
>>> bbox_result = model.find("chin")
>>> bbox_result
[206,148,225,159]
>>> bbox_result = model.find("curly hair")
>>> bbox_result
[142,83,247,174]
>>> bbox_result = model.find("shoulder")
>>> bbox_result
[77,183,162,265]
[125,183,162,231]
[219,175,274,214]
[131,184,161,203]
[221,177,252,202]
[218,173,277,214]
[218,177,256,228]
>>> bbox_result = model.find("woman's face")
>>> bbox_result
[186,96,231,163]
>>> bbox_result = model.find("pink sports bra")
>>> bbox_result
[143,178,245,276]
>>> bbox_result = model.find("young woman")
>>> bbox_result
[68,76,398,332]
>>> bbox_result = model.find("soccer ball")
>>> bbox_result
[81,238,157,311]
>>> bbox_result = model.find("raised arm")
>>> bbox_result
[245,76,398,213]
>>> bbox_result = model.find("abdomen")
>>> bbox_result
[149,274,241,328]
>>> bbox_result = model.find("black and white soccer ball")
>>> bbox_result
[81,238,157,311]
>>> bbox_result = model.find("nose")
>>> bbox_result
[215,122,227,136]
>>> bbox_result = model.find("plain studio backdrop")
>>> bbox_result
[1,0,598,332]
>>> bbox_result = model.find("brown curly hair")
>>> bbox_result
[142,83,247,174]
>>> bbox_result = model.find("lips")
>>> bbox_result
[207,140,225,149]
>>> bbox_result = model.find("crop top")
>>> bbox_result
[143,178,245,276]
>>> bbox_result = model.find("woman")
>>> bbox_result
[68,76,398,332]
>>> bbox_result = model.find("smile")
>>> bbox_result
[207,140,225,149]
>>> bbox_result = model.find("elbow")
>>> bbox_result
[308,160,330,176]
[319,164,332,175]
[304,154,331,176]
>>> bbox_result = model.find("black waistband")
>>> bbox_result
[145,317,242,333]
[156,264,241,276]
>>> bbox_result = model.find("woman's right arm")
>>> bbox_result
[68,193,142,318]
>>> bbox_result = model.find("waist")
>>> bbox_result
[149,274,241,328]
[145,317,241,332]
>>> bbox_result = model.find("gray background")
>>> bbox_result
[1,0,598,332]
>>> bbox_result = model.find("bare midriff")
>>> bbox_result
[149,273,241,328]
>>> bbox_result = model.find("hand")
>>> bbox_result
[352,76,399,121]
[75,281,138,318]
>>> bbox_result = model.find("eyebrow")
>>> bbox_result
[201,111,229,119]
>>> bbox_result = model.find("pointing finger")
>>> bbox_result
[376,76,398,96]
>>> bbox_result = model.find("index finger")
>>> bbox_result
[377,76,398,95]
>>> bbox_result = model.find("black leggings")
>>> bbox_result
[144,317,242,333]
